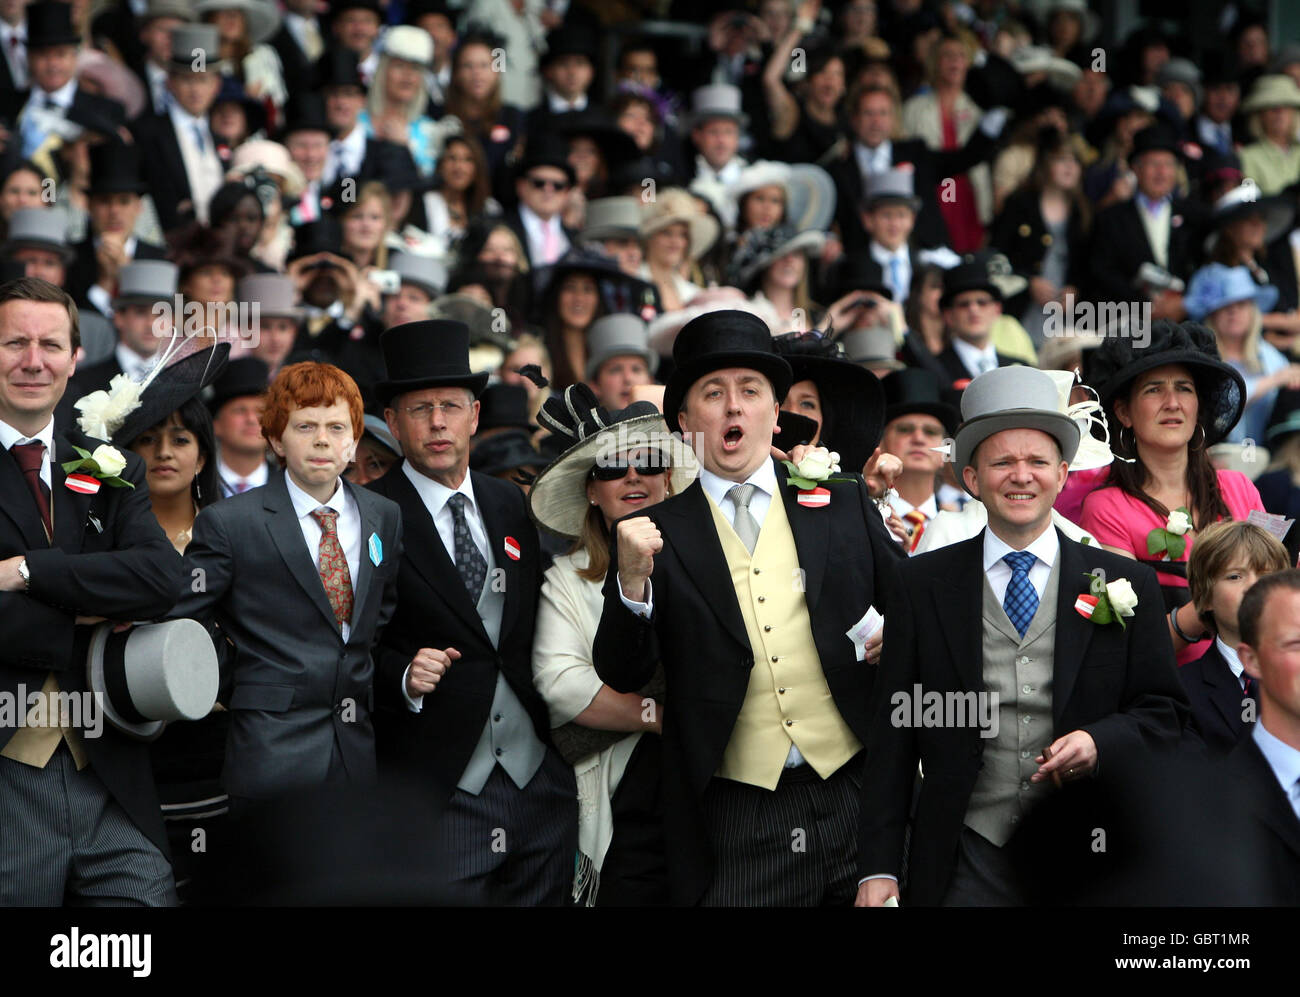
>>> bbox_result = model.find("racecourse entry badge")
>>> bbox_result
[796,487,830,508]
[65,473,101,495]
[1074,593,1099,620]
[503,536,521,561]
[368,532,383,566]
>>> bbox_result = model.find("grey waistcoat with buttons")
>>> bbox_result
[456,526,546,795]
[964,555,1059,847]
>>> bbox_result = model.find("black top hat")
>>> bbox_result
[518,134,577,186]
[288,217,344,263]
[315,46,363,91]
[26,1,80,50]
[772,332,886,472]
[828,254,892,302]
[207,356,269,414]
[558,111,641,173]
[1129,122,1181,162]
[1084,319,1246,447]
[407,0,454,24]
[470,429,543,478]
[662,309,793,434]
[65,94,128,141]
[476,383,536,434]
[940,259,1001,309]
[882,367,960,437]
[540,24,597,68]
[281,93,330,137]
[113,341,231,447]
[376,320,490,405]
[88,140,147,196]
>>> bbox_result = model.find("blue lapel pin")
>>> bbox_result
[368,532,383,566]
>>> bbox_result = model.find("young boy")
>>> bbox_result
[1184,521,1291,755]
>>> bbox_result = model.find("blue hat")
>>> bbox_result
[1184,263,1279,321]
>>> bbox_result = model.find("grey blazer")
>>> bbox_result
[172,469,403,800]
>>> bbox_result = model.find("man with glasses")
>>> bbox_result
[936,260,1022,389]
[504,138,577,268]
[369,320,577,905]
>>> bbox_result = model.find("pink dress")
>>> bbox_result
[1077,469,1264,664]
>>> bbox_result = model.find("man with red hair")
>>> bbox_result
[173,362,404,813]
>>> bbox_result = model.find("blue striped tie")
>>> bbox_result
[1002,551,1038,638]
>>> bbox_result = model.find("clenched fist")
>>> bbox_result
[406,647,461,697]
[617,516,662,602]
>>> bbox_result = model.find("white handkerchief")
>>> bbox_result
[847,606,885,662]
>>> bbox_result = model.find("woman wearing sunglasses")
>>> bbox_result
[528,384,699,905]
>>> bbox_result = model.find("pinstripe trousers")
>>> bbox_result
[439,746,578,906]
[699,755,862,907]
[0,746,177,906]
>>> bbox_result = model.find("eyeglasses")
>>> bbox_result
[589,452,669,481]
[401,400,469,420]
[527,176,570,192]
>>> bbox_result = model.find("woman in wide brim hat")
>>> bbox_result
[1239,75,1300,196]
[197,0,287,112]
[638,187,720,313]
[727,223,827,332]
[709,160,836,234]
[772,329,886,474]
[528,382,697,905]
[1078,319,1263,664]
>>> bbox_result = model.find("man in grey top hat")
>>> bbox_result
[684,83,750,187]
[858,365,1188,906]
[580,197,647,278]
[586,313,658,410]
[239,273,304,378]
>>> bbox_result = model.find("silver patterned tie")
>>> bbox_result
[727,484,759,554]
[447,493,487,600]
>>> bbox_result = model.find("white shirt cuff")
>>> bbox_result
[617,574,653,617]
[401,663,423,713]
[857,874,899,886]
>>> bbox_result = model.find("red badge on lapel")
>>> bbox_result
[1074,593,1099,620]
[797,487,831,508]
[490,124,511,143]
[65,473,100,495]
[503,536,521,561]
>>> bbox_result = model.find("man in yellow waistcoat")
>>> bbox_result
[594,309,905,905]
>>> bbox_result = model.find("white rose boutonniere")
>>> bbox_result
[782,448,852,508]
[61,444,134,492]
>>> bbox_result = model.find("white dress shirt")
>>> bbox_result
[0,415,54,490]
[1216,637,1246,689]
[324,125,367,187]
[888,492,938,521]
[168,103,223,226]
[1,18,26,90]
[400,461,490,710]
[546,90,587,113]
[87,236,140,317]
[870,240,911,305]
[1252,721,1300,823]
[982,525,1058,606]
[518,202,569,266]
[284,473,361,641]
[1135,192,1172,270]
[854,139,893,180]
[114,341,154,381]
[218,457,269,494]
[694,154,746,187]
[951,336,999,378]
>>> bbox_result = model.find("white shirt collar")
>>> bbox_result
[869,240,908,264]
[218,457,268,489]
[0,20,23,43]
[168,101,207,133]
[982,523,1060,574]
[33,77,76,109]
[114,341,154,378]
[519,202,559,231]
[698,458,778,511]
[547,90,587,113]
[951,335,998,376]
[855,139,891,173]
[0,415,54,453]
[402,459,477,520]
[284,472,346,520]
[889,492,937,519]
[1253,720,1300,805]
[1216,636,1245,683]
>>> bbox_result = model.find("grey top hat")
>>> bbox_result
[687,84,749,128]
[363,412,402,456]
[237,272,301,319]
[1156,58,1202,104]
[86,619,219,740]
[585,313,658,381]
[169,22,221,71]
[863,168,921,212]
[952,365,1081,493]
[113,260,178,306]
[2,208,72,262]
[144,0,196,23]
[842,326,904,370]
[392,252,447,299]
[580,196,642,242]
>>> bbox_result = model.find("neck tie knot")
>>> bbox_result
[11,439,44,473]
[726,483,759,554]
[311,507,339,534]
[1003,551,1035,574]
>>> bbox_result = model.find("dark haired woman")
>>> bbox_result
[1079,321,1264,664]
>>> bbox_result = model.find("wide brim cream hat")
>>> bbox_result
[1241,74,1300,114]
[723,161,837,234]
[528,383,699,540]
[195,0,280,46]
[640,187,720,261]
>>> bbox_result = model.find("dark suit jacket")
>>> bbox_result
[1222,733,1300,904]
[593,459,906,904]
[935,343,1021,388]
[130,112,204,234]
[368,464,552,799]
[1087,197,1205,304]
[1181,640,1252,756]
[270,22,315,98]
[501,208,577,270]
[67,235,168,313]
[858,529,1188,906]
[988,187,1089,297]
[0,426,184,854]
[171,470,402,800]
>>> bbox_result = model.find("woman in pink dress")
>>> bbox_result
[1079,320,1261,665]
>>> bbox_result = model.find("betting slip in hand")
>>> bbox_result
[1246,509,1293,542]
[846,607,884,662]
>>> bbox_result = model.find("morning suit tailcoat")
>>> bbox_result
[858,529,1189,906]
[129,112,202,234]
[1223,733,1300,904]
[66,235,168,314]
[368,464,553,798]
[171,470,403,800]
[593,460,906,905]
[1180,641,1251,756]
[1087,197,1204,304]
[0,428,184,853]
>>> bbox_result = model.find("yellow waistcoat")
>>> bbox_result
[710,491,861,790]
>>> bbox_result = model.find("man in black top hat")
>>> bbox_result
[131,22,225,232]
[369,320,578,905]
[593,308,906,905]
[209,356,274,497]
[503,136,579,268]
[933,260,1022,388]
[317,47,420,192]
[524,24,598,145]
[1088,123,1206,316]
[878,368,960,555]
[407,0,456,105]
[271,0,328,97]
[328,0,382,86]
[67,141,169,316]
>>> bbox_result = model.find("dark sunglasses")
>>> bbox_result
[527,176,570,192]
[590,452,669,481]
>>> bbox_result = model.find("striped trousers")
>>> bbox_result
[700,755,862,906]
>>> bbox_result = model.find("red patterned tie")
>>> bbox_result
[903,509,927,554]
[11,441,51,541]
[312,508,353,631]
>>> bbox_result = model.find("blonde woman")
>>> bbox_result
[337,180,393,271]
[1239,75,1300,196]
[638,188,719,312]
[360,25,456,179]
